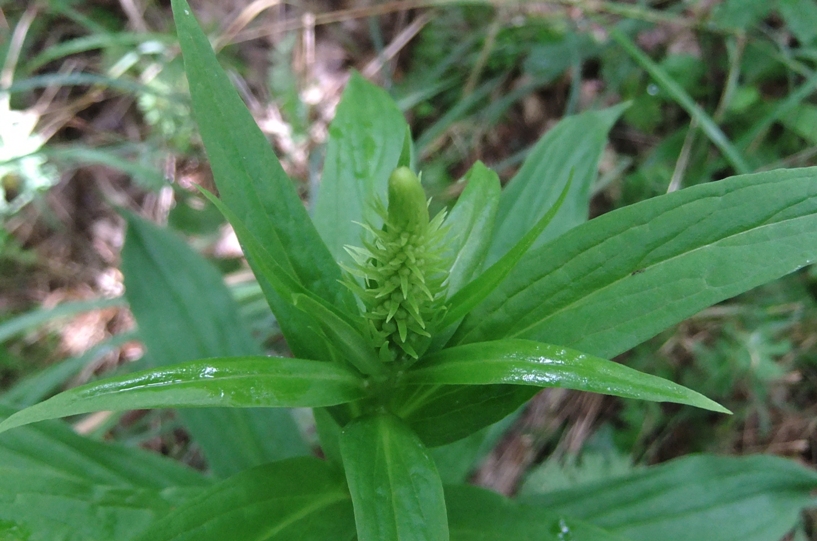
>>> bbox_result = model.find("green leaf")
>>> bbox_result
[340,413,448,541]
[778,0,817,44]
[412,167,817,447]
[521,454,817,541]
[712,0,774,30]
[1,331,137,408]
[314,407,344,465]
[430,414,517,484]
[0,297,125,345]
[400,384,537,447]
[609,29,750,175]
[398,125,415,170]
[780,103,817,145]
[440,175,571,331]
[446,485,631,541]
[0,357,366,435]
[442,161,501,297]
[134,458,356,541]
[486,105,626,264]
[0,468,188,541]
[313,72,409,265]
[122,213,309,476]
[200,187,361,359]
[453,168,817,360]
[171,0,354,320]
[405,339,727,413]
[25,32,174,73]
[292,294,384,376]
[0,405,208,490]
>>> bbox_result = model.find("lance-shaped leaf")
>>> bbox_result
[134,458,356,541]
[486,104,627,264]
[453,167,817,358]
[122,213,309,475]
[0,468,189,541]
[171,0,355,326]
[0,405,209,490]
[446,485,631,541]
[403,339,727,413]
[313,72,409,266]
[440,176,571,330]
[521,454,817,541]
[201,188,361,332]
[340,413,448,541]
[442,161,501,297]
[398,384,536,448]
[0,357,366,434]
[408,167,817,446]
[292,294,384,376]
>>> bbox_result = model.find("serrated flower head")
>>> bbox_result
[343,167,449,361]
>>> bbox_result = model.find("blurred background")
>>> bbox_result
[2,0,817,527]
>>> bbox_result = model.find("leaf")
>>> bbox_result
[0,468,186,541]
[314,407,344,465]
[778,0,817,44]
[712,0,774,30]
[411,168,817,446]
[292,294,383,376]
[446,485,631,541]
[1,331,137,408]
[521,454,817,541]
[122,213,309,476]
[430,414,517,484]
[0,405,209,490]
[486,105,626,264]
[609,29,750,175]
[780,103,817,145]
[134,457,356,541]
[400,384,537,447]
[0,357,366,435]
[171,0,354,329]
[0,297,125,344]
[453,168,817,360]
[404,339,727,413]
[340,413,448,541]
[200,188,359,362]
[313,72,409,265]
[440,175,571,331]
[442,161,501,297]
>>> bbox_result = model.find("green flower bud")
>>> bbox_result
[387,167,428,232]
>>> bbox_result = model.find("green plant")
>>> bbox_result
[2,1,817,539]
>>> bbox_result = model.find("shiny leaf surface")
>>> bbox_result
[405,339,727,413]
[0,358,366,434]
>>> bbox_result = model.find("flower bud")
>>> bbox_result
[387,167,428,231]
